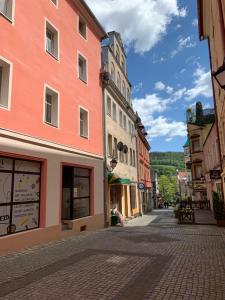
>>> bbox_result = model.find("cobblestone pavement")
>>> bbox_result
[0,209,225,300]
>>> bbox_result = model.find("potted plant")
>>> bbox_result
[212,192,225,226]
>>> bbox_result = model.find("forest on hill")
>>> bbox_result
[151,152,185,177]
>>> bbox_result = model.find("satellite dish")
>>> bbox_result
[117,142,124,151]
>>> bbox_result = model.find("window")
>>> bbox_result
[78,54,87,83]
[123,115,126,130]
[80,108,88,138]
[51,0,57,5]
[107,97,111,116]
[117,72,121,91]
[119,110,123,127]
[0,157,41,237]
[133,150,136,167]
[45,21,59,59]
[44,86,59,127]
[113,137,118,158]
[121,57,125,72]
[116,45,120,63]
[119,150,124,163]
[122,81,126,98]
[128,120,131,134]
[112,102,117,121]
[0,0,13,20]
[62,166,91,220]
[130,148,133,165]
[111,63,115,82]
[192,139,200,152]
[127,88,130,102]
[108,134,113,157]
[78,16,87,39]
[194,165,202,179]
[0,58,12,108]
[125,152,128,164]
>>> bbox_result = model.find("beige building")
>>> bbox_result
[183,139,193,198]
[101,32,139,222]
[198,0,225,201]
[186,102,214,206]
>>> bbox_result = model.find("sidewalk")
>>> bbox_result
[125,213,158,227]
[194,209,217,225]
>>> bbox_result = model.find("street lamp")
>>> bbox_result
[110,158,117,171]
[212,59,225,89]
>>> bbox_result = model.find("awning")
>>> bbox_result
[108,172,131,185]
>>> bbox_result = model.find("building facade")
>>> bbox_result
[186,103,214,205]
[101,32,139,222]
[0,0,106,254]
[136,115,152,213]
[198,0,225,203]
[203,122,222,209]
[183,139,193,198]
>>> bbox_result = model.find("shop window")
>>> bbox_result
[0,0,13,21]
[44,86,59,127]
[78,54,87,83]
[45,21,59,60]
[78,16,87,39]
[0,58,11,108]
[62,166,91,220]
[112,102,116,121]
[80,107,88,138]
[0,157,41,237]
[107,96,111,116]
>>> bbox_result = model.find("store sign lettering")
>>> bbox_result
[0,215,9,222]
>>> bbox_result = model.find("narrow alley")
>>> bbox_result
[0,209,225,300]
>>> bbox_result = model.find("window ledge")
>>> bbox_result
[79,77,87,84]
[0,11,12,23]
[46,50,59,61]
[80,135,88,139]
[44,121,58,128]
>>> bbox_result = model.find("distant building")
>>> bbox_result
[151,170,160,208]
[101,31,139,222]
[136,114,152,213]
[183,139,193,198]
[186,102,215,205]
[176,171,188,199]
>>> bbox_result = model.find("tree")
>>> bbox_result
[158,175,176,202]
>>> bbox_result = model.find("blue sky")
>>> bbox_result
[86,0,213,152]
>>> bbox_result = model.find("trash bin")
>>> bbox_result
[111,214,118,226]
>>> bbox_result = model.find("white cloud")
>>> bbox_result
[184,66,212,100]
[180,68,186,74]
[166,86,174,94]
[192,18,198,27]
[86,0,187,54]
[154,81,166,91]
[171,35,196,57]
[132,82,143,94]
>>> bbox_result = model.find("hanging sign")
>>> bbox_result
[138,182,145,190]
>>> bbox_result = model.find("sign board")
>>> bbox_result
[193,183,206,190]
[138,183,145,190]
[210,170,221,180]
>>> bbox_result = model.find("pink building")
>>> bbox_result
[0,0,106,254]
[203,122,222,209]
[137,116,152,213]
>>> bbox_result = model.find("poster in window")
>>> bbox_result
[0,173,12,204]
[0,206,10,236]
[0,157,13,171]
[15,160,41,173]
[12,203,39,233]
[13,174,40,203]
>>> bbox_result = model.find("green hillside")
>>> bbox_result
[151,152,185,176]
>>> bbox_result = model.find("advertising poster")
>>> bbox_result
[0,206,10,236]
[12,203,39,233]
[0,173,12,204]
[15,160,41,173]
[13,174,40,203]
[0,157,13,171]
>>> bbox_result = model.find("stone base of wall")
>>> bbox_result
[0,214,104,255]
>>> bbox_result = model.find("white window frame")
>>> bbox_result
[43,84,60,128]
[0,55,13,111]
[78,15,87,40]
[45,18,60,61]
[0,0,15,24]
[79,105,89,139]
[77,52,88,84]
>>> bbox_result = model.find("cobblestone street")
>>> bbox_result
[0,209,225,300]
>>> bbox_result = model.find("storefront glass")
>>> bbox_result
[0,157,41,237]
